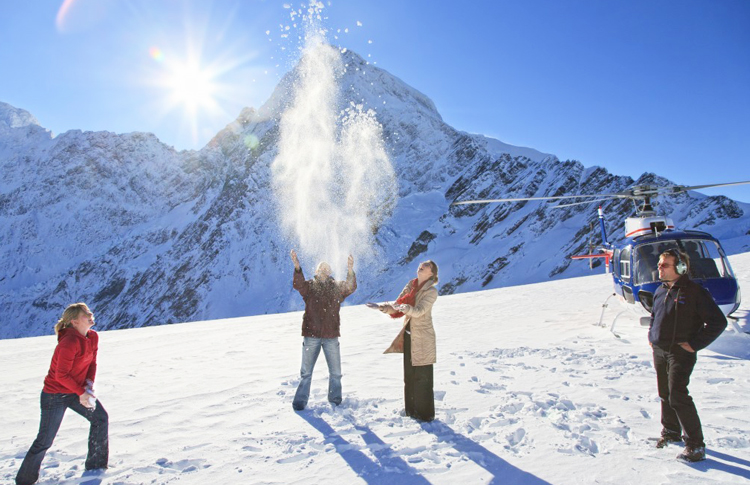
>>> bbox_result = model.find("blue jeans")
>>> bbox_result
[293,337,342,408]
[16,392,109,485]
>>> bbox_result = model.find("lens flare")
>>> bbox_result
[244,134,260,150]
[55,0,76,31]
[149,47,164,62]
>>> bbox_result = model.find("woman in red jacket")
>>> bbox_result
[16,303,109,485]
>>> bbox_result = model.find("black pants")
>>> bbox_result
[16,392,108,485]
[403,328,434,421]
[653,344,704,447]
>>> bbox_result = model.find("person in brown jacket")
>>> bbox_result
[290,249,357,411]
[378,260,439,421]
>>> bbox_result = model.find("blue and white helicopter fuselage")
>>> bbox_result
[607,215,740,318]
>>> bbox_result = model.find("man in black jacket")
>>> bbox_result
[649,249,727,462]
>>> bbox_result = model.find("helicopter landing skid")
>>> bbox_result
[595,293,627,338]
[609,311,629,339]
[596,293,617,327]
[726,316,750,336]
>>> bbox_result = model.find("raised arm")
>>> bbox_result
[291,249,309,297]
[341,254,357,299]
[291,249,301,271]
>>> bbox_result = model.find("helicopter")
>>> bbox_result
[453,180,750,327]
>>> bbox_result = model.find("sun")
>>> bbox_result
[164,60,219,117]
[148,51,228,147]
[138,5,271,149]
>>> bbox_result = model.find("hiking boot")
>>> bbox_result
[676,445,706,462]
[656,435,682,448]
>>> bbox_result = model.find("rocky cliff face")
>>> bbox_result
[1,50,748,338]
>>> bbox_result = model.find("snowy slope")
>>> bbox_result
[2,45,750,338]
[1,253,749,485]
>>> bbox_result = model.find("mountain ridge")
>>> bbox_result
[1,48,748,339]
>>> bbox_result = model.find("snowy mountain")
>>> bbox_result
[2,48,750,339]
[2,252,749,484]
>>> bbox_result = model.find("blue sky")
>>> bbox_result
[1,0,749,202]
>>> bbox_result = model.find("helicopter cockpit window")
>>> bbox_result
[619,246,631,281]
[634,244,660,284]
[685,239,731,279]
[635,239,732,282]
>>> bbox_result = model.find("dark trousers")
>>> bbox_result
[16,392,109,485]
[653,344,704,448]
[403,329,434,421]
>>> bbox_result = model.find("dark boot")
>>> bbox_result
[677,445,706,462]
[656,434,682,448]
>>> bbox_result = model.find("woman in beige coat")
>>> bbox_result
[379,261,438,421]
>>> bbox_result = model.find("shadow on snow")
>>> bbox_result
[420,419,552,485]
[298,411,430,484]
[299,411,550,484]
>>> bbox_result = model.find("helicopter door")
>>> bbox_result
[619,246,632,283]
[617,246,635,303]
[613,248,621,278]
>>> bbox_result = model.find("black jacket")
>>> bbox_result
[649,275,727,351]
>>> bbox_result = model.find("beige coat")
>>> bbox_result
[382,278,438,366]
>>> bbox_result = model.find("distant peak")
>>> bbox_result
[0,101,41,129]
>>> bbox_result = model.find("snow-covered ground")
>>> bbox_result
[2,253,750,485]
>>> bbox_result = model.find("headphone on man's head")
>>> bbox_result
[664,249,687,275]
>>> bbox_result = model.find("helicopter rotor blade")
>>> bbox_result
[551,198,619,209]
[664,180,750,194]
[452,194,622,206]
[451,180,750,206]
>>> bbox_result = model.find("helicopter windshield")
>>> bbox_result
[634,239,733,284]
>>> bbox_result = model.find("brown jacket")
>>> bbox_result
[293,269,357,338]
[383,278,438,366]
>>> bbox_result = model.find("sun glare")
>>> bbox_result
[165,61,219,115]
[138,4,270,149]
[149,51,229,146]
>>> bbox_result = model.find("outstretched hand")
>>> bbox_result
[290,249,300,270]
[379,304,397,315]
[347,254,354,272]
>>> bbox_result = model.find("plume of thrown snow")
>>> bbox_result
[271,7,396,277]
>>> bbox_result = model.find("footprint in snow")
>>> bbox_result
[277,452,316,464]
[151,457,208,473]
[706,377,734,384]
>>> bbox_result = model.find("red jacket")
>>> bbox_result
[42,328,98,395]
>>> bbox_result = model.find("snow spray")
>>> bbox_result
[271,4,397,277]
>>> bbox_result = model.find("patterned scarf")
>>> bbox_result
[390,278,427,319]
